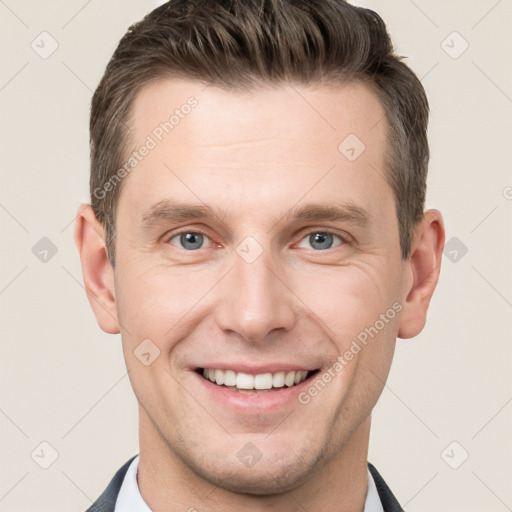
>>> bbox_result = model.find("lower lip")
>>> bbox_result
[192,371,315,412]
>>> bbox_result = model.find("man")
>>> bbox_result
[75,0,445,510]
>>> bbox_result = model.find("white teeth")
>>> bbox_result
[224,369,236,386]
[214,369,224,385]
[272,371,285,388]
[236,372,254,389]
[295,370,307,384]
[202,368,310,390]
[254,373,273,390]
[284,371,295,387]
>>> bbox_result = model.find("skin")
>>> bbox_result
[75,79,445,511]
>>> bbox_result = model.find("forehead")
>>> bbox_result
[129,78,387,151]
[120,78,393,229]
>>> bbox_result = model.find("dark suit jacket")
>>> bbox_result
[86,456,404,512]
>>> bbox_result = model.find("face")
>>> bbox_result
[110,79,410,492]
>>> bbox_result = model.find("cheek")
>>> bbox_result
[114,264,192,339]
[291,263,401,343]
[115,268,189,414]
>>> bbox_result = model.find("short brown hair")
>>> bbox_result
[90,0,429,266]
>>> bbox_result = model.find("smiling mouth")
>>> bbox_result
[196,368,320,393]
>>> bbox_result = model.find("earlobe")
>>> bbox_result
[397,209,445,339]
[74,204,120,334]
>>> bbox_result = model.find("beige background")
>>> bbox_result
[1,0,511,510]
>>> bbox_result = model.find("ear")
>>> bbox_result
[74,204,120,334]
[398,209,445,339]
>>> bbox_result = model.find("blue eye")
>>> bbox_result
[297,231,344,251]
[168,232,210,250]
[166,229,347,252]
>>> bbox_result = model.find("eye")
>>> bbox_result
[296,231,346,251]
[165,229,348,252]
[167,231,212,251]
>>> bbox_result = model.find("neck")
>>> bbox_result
[137,408,371,512]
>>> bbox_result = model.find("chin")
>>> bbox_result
[179,443,325,495]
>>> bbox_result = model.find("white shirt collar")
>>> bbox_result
[365,463,385,512]
[114,455,384,512]
[114,455,151,512]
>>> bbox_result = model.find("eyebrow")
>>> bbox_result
[139,199,372,230]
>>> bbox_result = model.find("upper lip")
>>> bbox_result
[194,363,319,374]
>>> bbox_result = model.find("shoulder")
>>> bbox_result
[368,462,404,512]
[85,455,138,512]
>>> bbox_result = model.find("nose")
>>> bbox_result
[214,242,297,344]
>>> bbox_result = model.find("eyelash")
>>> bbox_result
[164,228,352,251]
